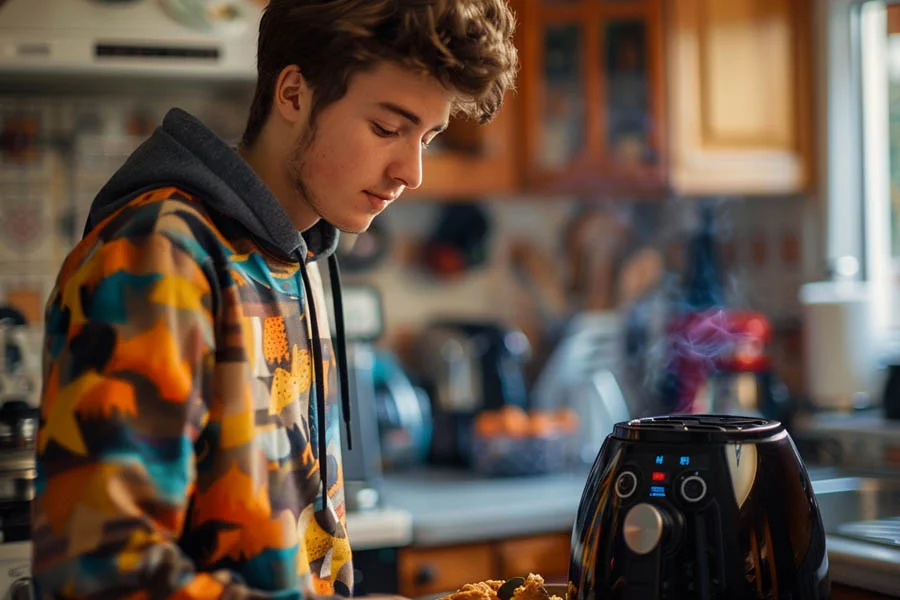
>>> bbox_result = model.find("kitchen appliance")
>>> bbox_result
[0,308,37,598]
[0,310,40,553]
[798,279,876,411]
[337,285,388,512]
[531,312,632,465]
[0,0,262,81]
[411,321,531,466]
[882,362,900,420]
[679,310,794,425]
[569,414,830,600]
[658,201,779,419]
[0,542,31,600]
[372,349,432,471]
[0,307,41,410]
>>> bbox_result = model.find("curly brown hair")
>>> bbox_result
[241,0,519,148]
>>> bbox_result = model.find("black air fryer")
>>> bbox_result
[569,415,830,600]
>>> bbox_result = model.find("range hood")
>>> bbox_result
[0,0,263,81]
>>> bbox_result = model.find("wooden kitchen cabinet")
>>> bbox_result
[667,0,813,195]
[496,532,571,581]
[415,100,519,199]
[395,536,896,598]
[397,533,572,597]
[398,542,497,597]
[517,0,668,196]
[409,0,524,200]
[414,0,814,199]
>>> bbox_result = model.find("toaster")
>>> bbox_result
[568,414,830,600]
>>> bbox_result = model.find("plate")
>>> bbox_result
[418,582,569,600]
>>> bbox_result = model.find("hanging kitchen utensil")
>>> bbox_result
[422,203,491,278]
[564,207,629,311]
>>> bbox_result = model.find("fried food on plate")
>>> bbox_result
[439,573,564,600]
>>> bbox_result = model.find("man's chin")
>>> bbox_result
[335,216,375,235]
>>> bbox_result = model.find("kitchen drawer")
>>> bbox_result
[398,542,497,597]
[496,532,571,581]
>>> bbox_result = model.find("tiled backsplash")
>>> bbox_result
[344,196,818,338]
[0,92,820,380]
[0,89,251,321]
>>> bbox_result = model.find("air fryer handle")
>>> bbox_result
[693,514,712,600]
[621,503,671,600]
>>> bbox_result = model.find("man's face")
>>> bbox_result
[288,62,452,234]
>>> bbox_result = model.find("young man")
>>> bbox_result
[31,0,518,597]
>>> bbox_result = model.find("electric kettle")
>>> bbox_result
[568,414,830,600]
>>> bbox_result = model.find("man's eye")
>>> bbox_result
[371,123,398,138]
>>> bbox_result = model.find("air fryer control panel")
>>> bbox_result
[608,447,728,599]
[614,449,712,507]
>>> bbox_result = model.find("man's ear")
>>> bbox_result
[273,65,310,124]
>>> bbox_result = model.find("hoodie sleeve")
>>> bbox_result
[32,226,304,600]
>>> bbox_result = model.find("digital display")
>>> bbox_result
[649,485,666,498]
[647,453,710,470]
[651,471,669,483]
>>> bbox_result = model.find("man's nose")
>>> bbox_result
[389,141,423,190]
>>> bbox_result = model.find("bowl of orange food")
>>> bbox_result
[471,407,579,476]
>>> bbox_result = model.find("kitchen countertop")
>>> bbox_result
[824,535,900,596]
[377,466,900,596]
[380,468,589,546]
[794,410,900,438]
[345,507,414,551]
[381,467,857,547]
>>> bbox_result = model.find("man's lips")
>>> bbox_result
[366,191,396,202]
[365,191,396,211]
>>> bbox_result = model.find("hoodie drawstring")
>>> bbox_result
[299,259,329,509]
[298,255,353,510]
[328,254,353,451]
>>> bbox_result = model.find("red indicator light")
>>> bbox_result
[652,472,667,482]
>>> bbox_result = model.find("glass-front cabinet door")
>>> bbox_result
[519,0,665,195]
[604,19,656,166]
[538,22,586,171]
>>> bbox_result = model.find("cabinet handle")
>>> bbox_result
[414,564,437,587]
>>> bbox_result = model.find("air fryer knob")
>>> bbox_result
[623,503,670,555]
[680,474,708,503]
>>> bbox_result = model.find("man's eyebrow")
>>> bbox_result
[377,102,448,133]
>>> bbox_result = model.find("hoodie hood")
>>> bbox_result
[86,107,338,262]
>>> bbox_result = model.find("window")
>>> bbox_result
[825,0,900,339]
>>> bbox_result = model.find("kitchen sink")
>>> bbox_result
[813,474,900,543]
[809,472,900,595]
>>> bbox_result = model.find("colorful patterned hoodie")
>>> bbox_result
[33,108,356,599]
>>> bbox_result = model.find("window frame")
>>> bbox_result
[819,0,900,341]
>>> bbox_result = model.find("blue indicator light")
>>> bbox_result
[655,455,664,465]
[649,485,666,497]
[680,456,691,466]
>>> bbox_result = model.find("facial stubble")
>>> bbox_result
[288,119,372,235]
